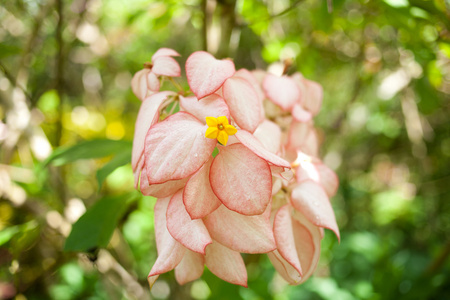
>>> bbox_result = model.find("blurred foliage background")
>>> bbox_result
[1,0,450,299]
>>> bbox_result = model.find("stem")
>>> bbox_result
[426,240,450,275]
[327,0,333,13]
[167,101,178,116]
[0,62,32,102]
[201,0,208,51]
[216,0,237,58]
[55,0,64,148]
[169,77,184,92]
[54,0,66,204]
[239,0,305,28]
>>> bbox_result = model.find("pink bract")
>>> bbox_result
[186,51,235,99]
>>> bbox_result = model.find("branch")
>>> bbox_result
[201,0,208,51]
[269,0,304,20]
[327,0,333,13]
[55,0,64,147]
[426,240,450,275]
[0,61,32,102]
[216,0,237,58]
[238,0,305,28]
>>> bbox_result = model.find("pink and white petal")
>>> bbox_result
[175,250,205,285]
[224,135,238,146]
[140,166,188,198]
[303,129,320,158]
[262,74,301,111]
[222,77,262,133]
[291,212,323,282]
[286,121,311,151]
[253,120,282,154]
[184,158,221,219]
[203,204,275,253]
[234,68,265,102]
[235,130,290,168]
[132,91,175,170]
[148,197,186,283]
[267,250,302,285]
[295,158,320,183]
[295,159,338,198]
[153,196,172,253]
[144,112,216,184]
[179,94,230,123]
[151,48,180,61]
[205,242,248,287]
[273,205,302,276]
[302,78,323,116]
[152,56,181,77]
[270,165,286,174]
[214,87,223,98]
[147,71,160,92]
[292,103,313,123]
[209,144,272,216]
[148,240,185,280]
[284,148,298,166]
[167,190,212,254]
[272,169,294,183]
[131,69,151,101]
[186,51,235,99]
[316,163,339,197]
[290,180,340,240]
[134,155,145,188]
[272,178,282,195]
[251,69,267,84]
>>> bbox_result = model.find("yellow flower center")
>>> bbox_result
[205,116,237,146]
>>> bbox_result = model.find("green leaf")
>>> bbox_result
[0,226,20,246]
[64,192,139,252]
[0,43,21,59]
[96,149,131,189]
[212,147,219,158]
[0,221,39,247]
[43,139,132,167]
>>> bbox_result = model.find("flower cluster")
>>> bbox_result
[131,49,339,287]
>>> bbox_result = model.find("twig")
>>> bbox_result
[426,240,450,275]
[18,1,53,105]
[169,77,183,92]
[239,0,305,28]
[327,0,333,13]
[53,0,67,205]
[0,61,32,102]
[217,0,237,58]
[98,250,151,300]
[201,0,208,51]
[268,0,304,20]
[55,0,64,147]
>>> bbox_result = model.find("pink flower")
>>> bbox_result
[262,71,323,123]
[131,48,181,100]
[147,194,248,287]
[131,91,177,186]
[268,204,322,284]
[130,49,340,288]
[142,105,289,217]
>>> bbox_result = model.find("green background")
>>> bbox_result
[0,0,449,299]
